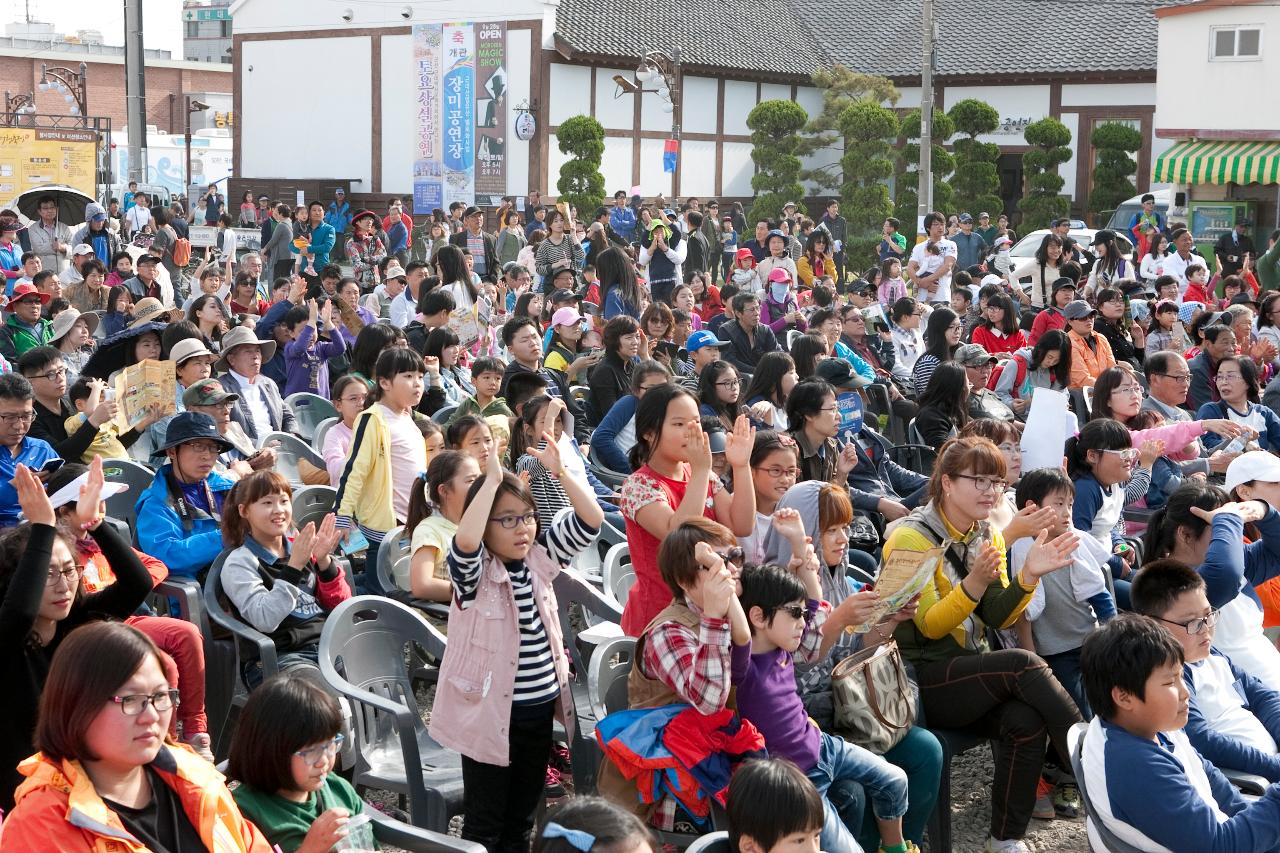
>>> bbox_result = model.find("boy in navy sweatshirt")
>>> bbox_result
[1133,560,1280,783]
[1078,614,1280,852]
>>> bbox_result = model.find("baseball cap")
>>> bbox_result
[980,274,1004,288]
[182,378,239,409]
[958,213,974,224]
[816,358,859,390]
[1052,277,1078,295]
[685,330,724,353]
[72,243,95,257]
[1231,291,1260,308]
[549,288,581,305]
[550,306,584,328]
[1090,229,1116,246]
[384,260,407,280]
[954,343,997,367]
[1179,301,1206,324]
[1225,451,1280,495]
[1063,300,1096,320]
[767,267,793,284]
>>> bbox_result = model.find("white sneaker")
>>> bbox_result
[984,838,1031,853]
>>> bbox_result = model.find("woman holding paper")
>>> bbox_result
[882,436,1084,852]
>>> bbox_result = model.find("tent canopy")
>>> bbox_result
[1154,139,1280,185]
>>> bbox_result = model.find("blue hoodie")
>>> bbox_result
[135,464,235,577]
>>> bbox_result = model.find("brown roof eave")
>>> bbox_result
[551,34,816,85]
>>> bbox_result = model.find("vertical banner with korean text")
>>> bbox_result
[412,24,443,215]
[474,22,507,206]
[442,23,476,209]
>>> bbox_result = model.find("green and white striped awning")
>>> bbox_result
[1154,139,1280,185]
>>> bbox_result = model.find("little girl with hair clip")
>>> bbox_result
[535,796,655,853]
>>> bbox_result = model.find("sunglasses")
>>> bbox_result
[776,603,814,623]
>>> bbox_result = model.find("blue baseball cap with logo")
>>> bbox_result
[685,330,725,353]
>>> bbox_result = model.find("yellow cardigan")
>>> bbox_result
[334,403,398,534]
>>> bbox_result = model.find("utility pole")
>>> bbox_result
[123,0,148,184]
[916,0,936,230]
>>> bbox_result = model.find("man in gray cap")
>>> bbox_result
[956,343,1014,421]
[953,213,990,270]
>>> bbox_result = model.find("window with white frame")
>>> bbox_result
[1211,25,1262,60]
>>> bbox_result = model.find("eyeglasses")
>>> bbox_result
[111,689,180,716]
[756,465,800,479]
[490,512,538,529]
[952,473,1007,493]
[1216,372,1243,382]
[716,379,741,388]
[1101,448,1140,463]
[47,563,79,587]
[1114,384,1143,396]
[1156,609,1219,636]
[294,734,345,764]
[0,410,36,425]
[31,367,67,381]
[776,603,814,623]
[818,406,840,414]
[183,440,224,455]
[1156,373,1191,384]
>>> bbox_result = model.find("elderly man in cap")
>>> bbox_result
[0,283,53,361]
[952,213,990,271]
[135,411,237,577]
[122,254,170,305]
[364,259,408,320]
[1063,300,1116,389]
[216,325,296,444]
[955,343,1015,421]
[448,205,498,283]
[70,202,122,267]
[60,243,97,287]
[183,377,275,479]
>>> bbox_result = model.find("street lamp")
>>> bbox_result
[37,62,89,122]
[185,96,211,200]
[614,48,682,183]
[2,92,36,126]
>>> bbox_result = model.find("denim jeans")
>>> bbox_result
[241,647,321,691]
[830,726,943,848]
[1043,648,1091,720]
[808,731,909,853]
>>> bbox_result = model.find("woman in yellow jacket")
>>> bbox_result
[795,230,837,288]
[1062,300,1116,389]
[1,622,271,853]
[880,436,1081,851]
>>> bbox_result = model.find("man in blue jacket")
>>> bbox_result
[135,411,236,578]
[609,190,636,243]
[302,201,337,275]
[324,189,351,234]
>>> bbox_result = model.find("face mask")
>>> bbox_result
[770,283,790,303]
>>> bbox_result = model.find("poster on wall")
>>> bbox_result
[412,24,444,216]
[442,22,476,209]
[0,128,97,203]
[474,21,506,207]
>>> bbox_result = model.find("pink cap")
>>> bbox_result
[767,267,793,284]
[551,306,584,328]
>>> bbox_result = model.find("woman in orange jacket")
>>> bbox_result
[0,622,271,853]
[1064,300,1116,389]
[796,230,837,288]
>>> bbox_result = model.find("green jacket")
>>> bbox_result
[1258,238,1280,294]
[0,313,53,361]
[232,772,366,853]
[448,393,514,425]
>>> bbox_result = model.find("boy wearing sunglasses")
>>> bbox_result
[733,509,915,853]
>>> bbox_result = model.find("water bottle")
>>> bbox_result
[1223,434,1247,455]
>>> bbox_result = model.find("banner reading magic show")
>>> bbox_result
[413,21,508,215]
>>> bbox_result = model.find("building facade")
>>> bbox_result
[182,0,234,64]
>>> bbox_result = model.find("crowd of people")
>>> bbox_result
[2,183,1280,853]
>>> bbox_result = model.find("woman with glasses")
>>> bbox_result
[1092,286,1145,369]
[742,352,797,431]
[1196,355,1280,453]
[911,307,963,398]
[230,675,364,853]
[0,462,154,814]
[785,378,858,486]
[1,621,269,851]
[880,436,1081,852]
[1143,481,1280,688]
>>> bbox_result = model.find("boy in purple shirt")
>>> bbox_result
[281,298,346,398]
[733,509,913,853]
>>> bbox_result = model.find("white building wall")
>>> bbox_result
[721,142,754,197]
[600,137,633,196]
[723,81,756,137]
[1061,83,1154,107]
[1156,5,1280,133]
[241,37,372,186]
[682,77,719,135]
[679,141,717,198]
[380,35,414,194]
[639,138,673,198]
[942,85,1051,146]
[594,68,635,131]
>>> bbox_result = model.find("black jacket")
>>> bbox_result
[718,320,780,374]
[586,351,632,425]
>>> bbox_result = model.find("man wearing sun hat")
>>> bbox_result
[0,283,53,360]
[216,324,296,443]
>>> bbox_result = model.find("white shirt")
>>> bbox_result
[909,237,957,303]
[380,403,427,523]
[126,205,151,234]
[1213,593,1280,688]
[389,289,415,329]
[228,369,273,442]
[1188,653,1278,755]
[1163,250,1197,292]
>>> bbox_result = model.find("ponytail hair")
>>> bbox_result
[630,384,699,471]
[1065,417,1131,479]
[1142,481,1229,562]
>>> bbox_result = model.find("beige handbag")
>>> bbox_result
[830,640,916,753]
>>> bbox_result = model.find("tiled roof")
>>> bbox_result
[553,0,825,75]
[555,0,1158,78]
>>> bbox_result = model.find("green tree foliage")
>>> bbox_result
[839,98,900,235]
[1021,118,1073,229]
[747,100,809,226]
[894,108,956,227]
[1090,122,1144,220]
[797,64,899,194]
[949,98,1003,218]
[555,115,606,215]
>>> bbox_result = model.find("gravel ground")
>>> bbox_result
[946,743,1088,853]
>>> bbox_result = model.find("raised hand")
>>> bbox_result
[723,414,755,469]
[1002,502,1060,544]
[961,542,1004,598]
[694,542,735,619]
[422,355,440,378]
[13,464,55,527]
[687,420,713,476]
[527,431,564,476]
[290,522,317,570]
[484,441,504,482]
[310,513,344,563]
[74,455,107,531]
[1021,529,1080,580]
[836,440,859,478]
[771,507,808,550]
[1138,439,1165,469]
[1191,499,1269,525]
